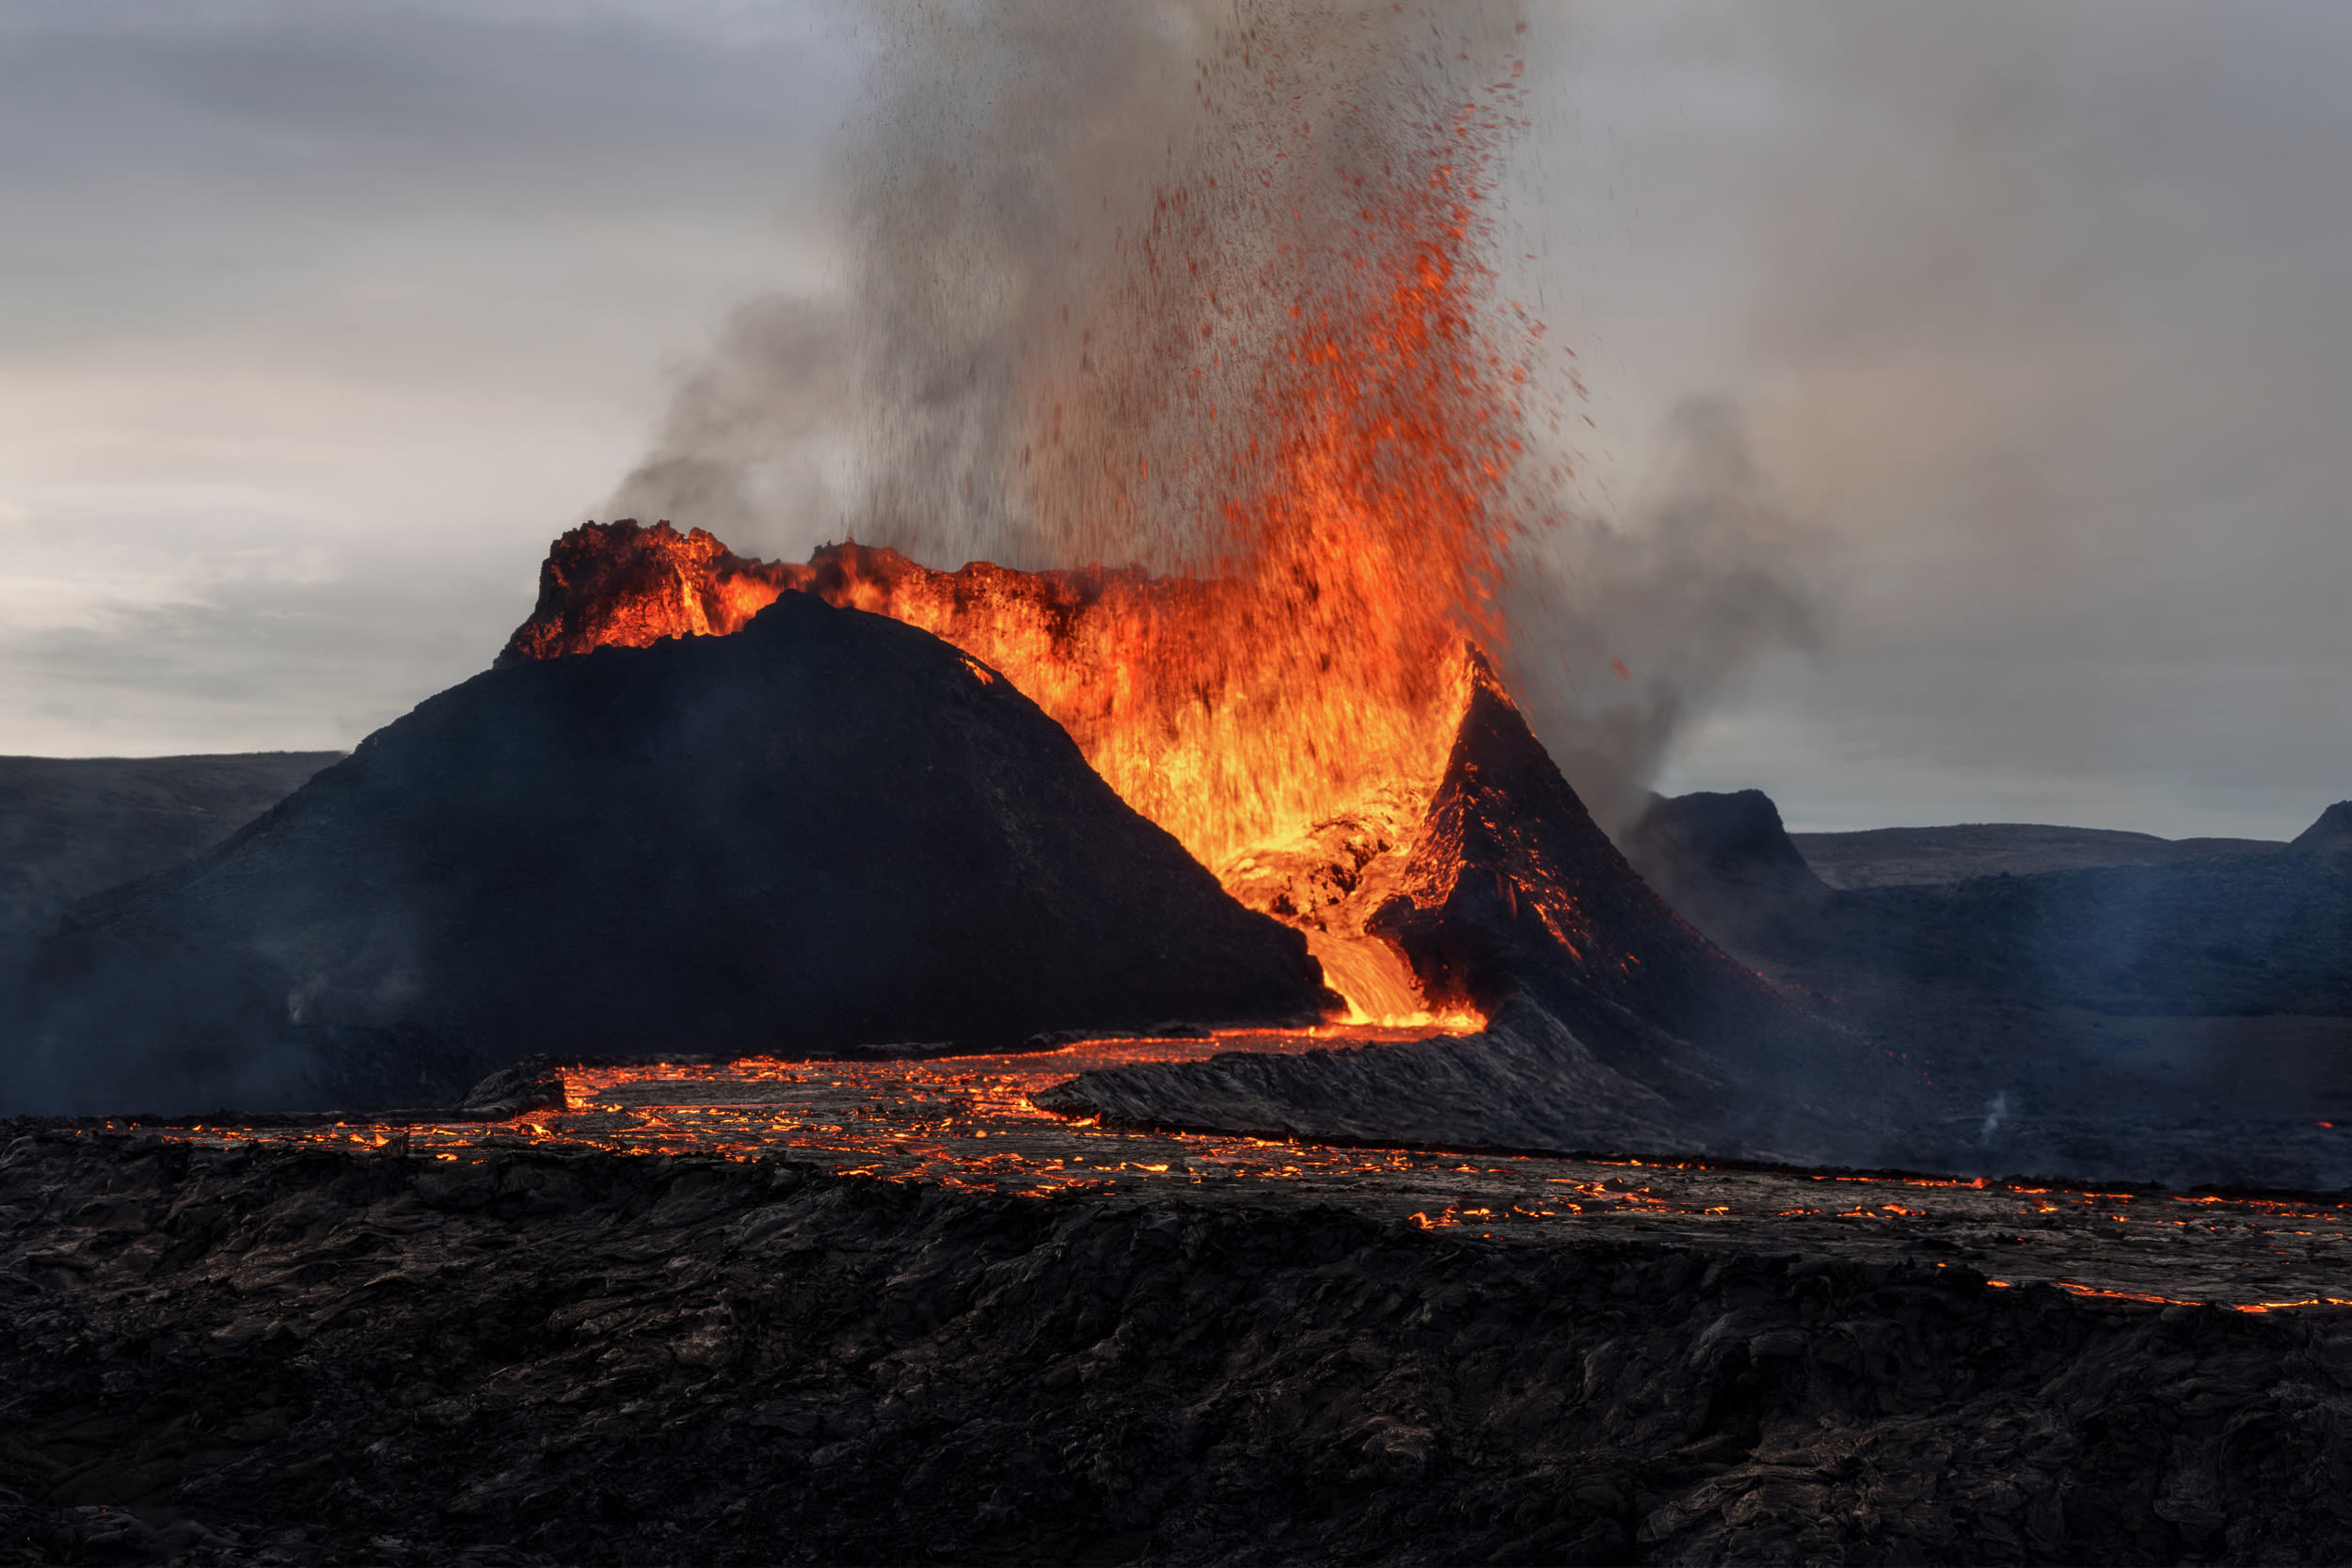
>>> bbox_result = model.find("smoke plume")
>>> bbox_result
[608,297,854,549]
[1501,397,1826,837]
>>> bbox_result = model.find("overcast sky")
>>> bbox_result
[3,1,2347,839]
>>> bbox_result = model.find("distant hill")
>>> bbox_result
[1790,822,2283,889]
[1616,789,2352,1182]
[1619,789,1832,954]
[0,752,342,934]
[1628,793,2349,1020]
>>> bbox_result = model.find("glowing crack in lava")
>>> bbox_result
[504,24,1546,1025]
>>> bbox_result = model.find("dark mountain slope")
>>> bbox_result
[1757,808,2352,1019]
[0,752,339,934]
[1627,791,2352,1022]
[1601,792,2352,1181]
[2,594,1330,1114]
[1620,787,1832,952]
[2294,800,2352,855]
[1790,821,2284,890]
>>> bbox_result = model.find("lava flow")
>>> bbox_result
[500,38,1547,1027]
[139,1051,2352,1315]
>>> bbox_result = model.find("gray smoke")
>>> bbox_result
[607,296,854,549]
[1503,397,1827,837]
[606,0,1527,572]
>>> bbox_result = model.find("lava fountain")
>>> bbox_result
[505,15,1552,1025]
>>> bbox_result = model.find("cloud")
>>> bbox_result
[1533,0,2352,837]
[0,1,860,757]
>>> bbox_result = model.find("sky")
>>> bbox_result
[2,0,2347,839]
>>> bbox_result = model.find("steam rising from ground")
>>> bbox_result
[608,0,1823,831]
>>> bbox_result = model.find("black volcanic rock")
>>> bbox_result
[1044,661,1912,1165]
[2294,800,2352,856]
[12,1133,2352,1567]
[1,594,1330,1113]
[1368,667,1834,1062]
[1621,787,1829,950]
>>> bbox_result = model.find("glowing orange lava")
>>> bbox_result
[132,1067,2352,1316]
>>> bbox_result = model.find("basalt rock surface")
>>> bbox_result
[4,1131,2351,1566]
[2,594,1329,1115]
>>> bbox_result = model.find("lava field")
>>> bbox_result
[108,1038,2352,1314]
[7,1101,2352,1567]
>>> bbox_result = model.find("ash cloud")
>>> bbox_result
[605,0,1530,574]
[598,0,2346,850]
[606,296,854,548]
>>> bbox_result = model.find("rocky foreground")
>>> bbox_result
[5,1129,2352,1566]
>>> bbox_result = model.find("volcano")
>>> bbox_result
[2,591,1329,1114]
[504,519,1482,1023]
[501,521,1907,1164]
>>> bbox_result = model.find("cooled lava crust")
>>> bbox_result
[5,1129,2351,1566]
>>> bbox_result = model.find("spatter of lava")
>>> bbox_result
[502,28,1549,1025]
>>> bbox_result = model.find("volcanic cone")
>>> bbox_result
[2,593,1332,1114]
